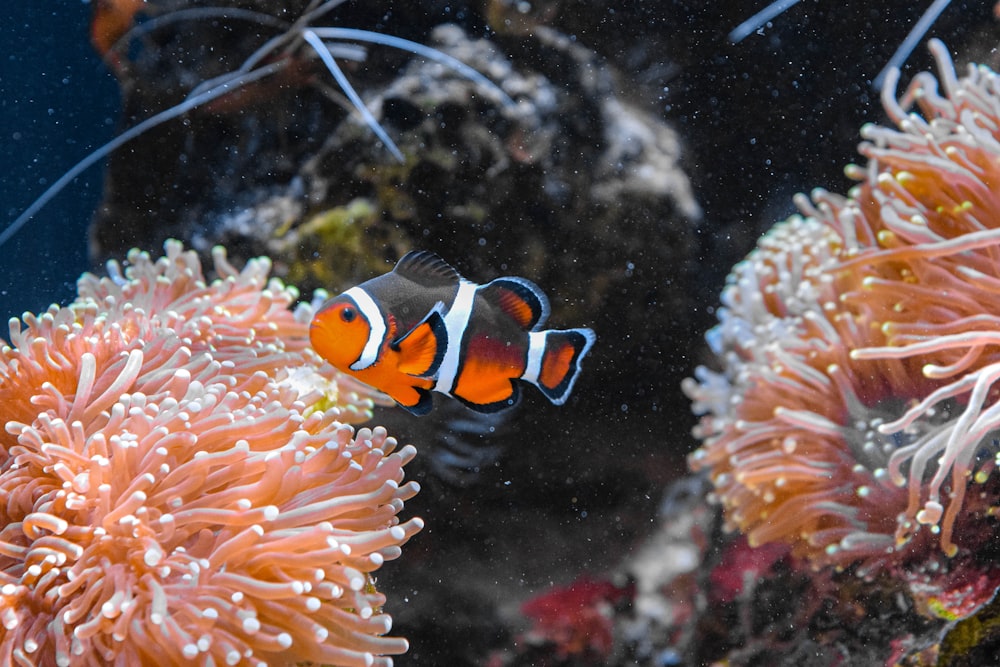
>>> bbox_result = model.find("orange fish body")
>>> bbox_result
[91,0,147,62]
[310,251,595,415]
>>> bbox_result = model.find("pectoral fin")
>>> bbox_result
[393,304,447,378]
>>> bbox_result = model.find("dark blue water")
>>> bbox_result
[1,4,118,322]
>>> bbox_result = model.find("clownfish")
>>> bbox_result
[310,251,596,415]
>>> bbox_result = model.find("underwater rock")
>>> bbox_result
[89,0,702,424]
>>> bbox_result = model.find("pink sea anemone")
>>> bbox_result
[685,40,1000,571]
[0,240,422,666]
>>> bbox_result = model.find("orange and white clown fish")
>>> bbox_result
[310,251,596,415]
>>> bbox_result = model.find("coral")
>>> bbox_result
[937,593,1000,663]
[0,240,422,666]
[707,537,789,605]
[684,39,1000,579]
[518,576,633,662]
[616,481,943,666]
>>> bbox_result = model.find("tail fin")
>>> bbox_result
[524,328,596,405]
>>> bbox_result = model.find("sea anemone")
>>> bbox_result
[684,40,1000,571]
[0,240,422,665]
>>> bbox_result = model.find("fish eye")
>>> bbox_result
[340,306,357,323]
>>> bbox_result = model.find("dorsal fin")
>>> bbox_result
[479,276,550,331]
[393,251,462,288]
